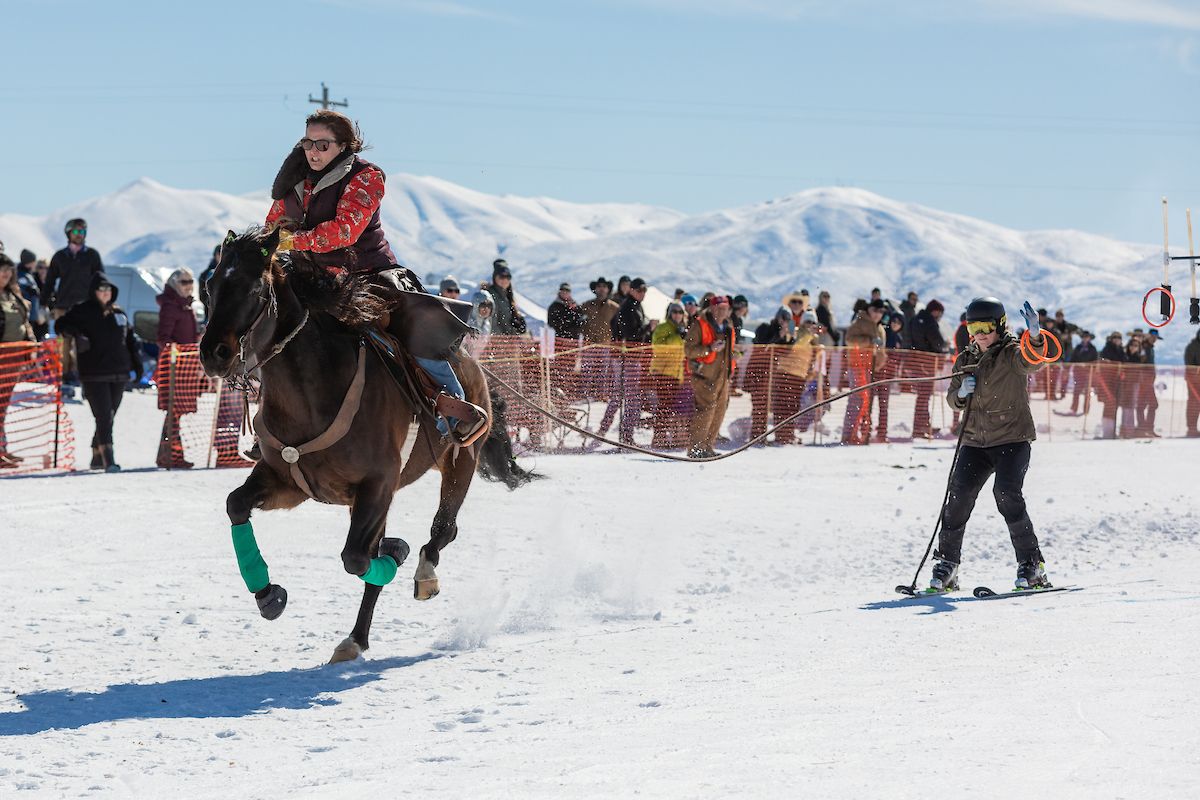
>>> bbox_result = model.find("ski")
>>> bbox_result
[971,585,1080,599]
[894,584,960,598]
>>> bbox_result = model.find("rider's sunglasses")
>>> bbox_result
[178,279,195,285]
[967,320,996,336]
[299,138,338,152]
[68,228,87,235]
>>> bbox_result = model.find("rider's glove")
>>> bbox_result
[1020,301,1040,336]
[957,376,977,399]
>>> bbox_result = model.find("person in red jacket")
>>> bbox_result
[155,269,199,468]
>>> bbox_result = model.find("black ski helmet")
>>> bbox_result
[64,218,87,236]
[965,297,1006,333]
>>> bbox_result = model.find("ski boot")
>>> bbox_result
[1015,560,1050,590]
[926,560,960,593]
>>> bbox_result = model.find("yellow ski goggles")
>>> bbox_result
[966,320,997,336]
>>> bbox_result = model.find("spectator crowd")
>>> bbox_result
[440,264,1200,452]
[3,224,1200,473]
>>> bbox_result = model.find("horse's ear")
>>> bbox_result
[262,226,282,257]
[224,229,237,247]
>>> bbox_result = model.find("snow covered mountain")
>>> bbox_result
[3,177,1188,360]
[0,176,684,282]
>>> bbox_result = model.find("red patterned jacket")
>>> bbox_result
[265,154,395,272]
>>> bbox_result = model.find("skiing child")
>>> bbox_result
[929,298,1051,592]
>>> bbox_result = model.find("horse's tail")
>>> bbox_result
[477,390,544,490]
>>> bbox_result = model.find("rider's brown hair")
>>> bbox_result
[305,110,364,153]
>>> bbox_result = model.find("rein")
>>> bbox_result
[481,366,971,463]
[235,294,310,382]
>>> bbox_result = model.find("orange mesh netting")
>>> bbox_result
[153,343,252,469]
[473,335,1200,450]
[0,341,74,474]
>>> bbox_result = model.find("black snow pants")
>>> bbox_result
[82,380,126,447]
[935,441,1043,565]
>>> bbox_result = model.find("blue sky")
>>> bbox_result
[4,0,1199,242]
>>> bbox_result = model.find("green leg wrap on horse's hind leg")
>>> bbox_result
[231,522,270,594]
[359,555,399,586]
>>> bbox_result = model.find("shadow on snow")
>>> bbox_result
[859,594,963,615]
[0,652,440,736]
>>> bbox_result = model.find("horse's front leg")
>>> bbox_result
[226,463,301,620]
[330,480,405,664]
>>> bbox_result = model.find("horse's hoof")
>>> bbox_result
[379,537,410,566]
[329,636,361,664]
[256,584,287,620]
[414,577,440,601]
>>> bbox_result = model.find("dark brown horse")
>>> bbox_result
[199,228,490,663]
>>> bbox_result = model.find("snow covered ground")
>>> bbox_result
[2,394,1198,797]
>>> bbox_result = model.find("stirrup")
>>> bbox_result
[434,392,489,447]
[452,416,488,446]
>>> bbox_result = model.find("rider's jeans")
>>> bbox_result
[415,357,464,435]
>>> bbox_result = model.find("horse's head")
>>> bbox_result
[199,227,281,378]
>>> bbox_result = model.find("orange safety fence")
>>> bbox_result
[473,335,1200,450]
[0,341,74,474]
[12,336,1196,475]
[153,343,252,469]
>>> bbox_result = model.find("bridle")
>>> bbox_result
[222,259,310,391]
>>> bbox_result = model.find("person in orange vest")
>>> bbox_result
[841,299,887,444]
[684,294,735,458]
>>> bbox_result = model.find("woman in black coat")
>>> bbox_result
[54,272,143,471]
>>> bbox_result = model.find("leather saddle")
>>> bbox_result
[368,289,489,447]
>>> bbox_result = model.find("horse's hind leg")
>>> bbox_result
[415,445,477,600]
[226,464,306,620]
[331,480,402,663]
[332,538,410,664]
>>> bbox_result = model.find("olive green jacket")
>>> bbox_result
[946,332,1046,448]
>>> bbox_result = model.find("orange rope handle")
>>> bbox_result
[1020,328,1062,364]
[1141,285,1175,328]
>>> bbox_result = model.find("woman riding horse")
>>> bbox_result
[265,109,486,443]
[198,111,496,663]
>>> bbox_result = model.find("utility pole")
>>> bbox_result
[308,82,349,111]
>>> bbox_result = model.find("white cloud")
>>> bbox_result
[316,0,513,21]
[618,0,1200,29]
[613,0,854,21]
[1159,35,1200,75]
[998,0,1200,30]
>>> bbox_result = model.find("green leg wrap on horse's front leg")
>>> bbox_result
[231,522,270,594]
[359,555,399,586]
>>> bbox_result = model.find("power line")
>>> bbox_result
[10,152,1194,197]
[349,93,1197,138]
[348,81,1200,131]
[5,80,1196,133]
[308,82,348,111]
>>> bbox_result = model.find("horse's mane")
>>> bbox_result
[228,227,390,329]
[278,252,391,328]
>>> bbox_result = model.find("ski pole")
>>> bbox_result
[896,386,974,596]
[1188,208,1198,325]
[1162,197,1173,321]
